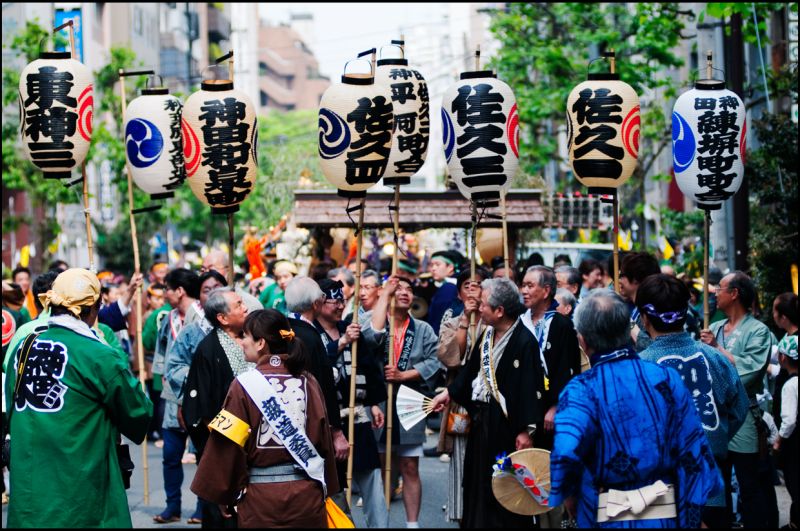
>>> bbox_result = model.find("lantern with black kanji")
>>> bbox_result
[124,87,185,200]
[441,70,519,207]
[671,74,745,210]
[18,51,93,179]
[182,79,257,213]
[318,58,395,197]
[375,45,430,185]
[566,53,639,193]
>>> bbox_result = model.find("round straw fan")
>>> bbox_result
[492,448,553,516]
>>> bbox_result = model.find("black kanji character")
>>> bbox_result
[25,107,77,143]
[388,68,413,81]
[573,125,623,160]
[571,88,622,126]
[390,82,416,104]
[456,124,506,158]
[697,132,738,156]
[694,98,717,111]
[345,158,387,184]
[398,133,428,155]
[452,84,505,126]
[394,113,417,134]
[199,97,246,127]
[718,96,739,111]
[15,339,69,412]
[24,66,76,109]
[697,153,737,174]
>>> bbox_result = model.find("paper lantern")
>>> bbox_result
[375,50,430,185]
[182,80,257,214]
[18,51,93,179]
[566,61,639,192]
[124,88,185,200]
[318,60,395,198]
[671,79,745,211]
[441,70,519,207]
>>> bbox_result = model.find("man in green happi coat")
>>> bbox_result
[4,268,152,528]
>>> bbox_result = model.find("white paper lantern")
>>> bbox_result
[124,88,185,200]
[672,78,745,211]
[566,69,639,193]
[375,53,430,185]
[441,70,519,207]
[318,61,395,198]
[182,80,257,214]
[18,51,93,179]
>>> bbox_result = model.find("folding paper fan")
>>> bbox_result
[396,384,433,431]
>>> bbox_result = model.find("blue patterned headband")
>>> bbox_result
[642,304,686,324]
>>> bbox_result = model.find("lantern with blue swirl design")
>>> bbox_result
[318,60,395,197]
[374,47,430,186]
[123,88,186,200]
[182,79,258,214]
[671,77,745,211]
[566,56,639,193]
[18,51,93,179]
[441,70,519,208]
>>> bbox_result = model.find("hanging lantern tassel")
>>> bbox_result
[442,50,520,209]
[19,19,93,180]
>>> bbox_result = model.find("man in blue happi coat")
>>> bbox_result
[549,290,722,528]
[637,274,748,528]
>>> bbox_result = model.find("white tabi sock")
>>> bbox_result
[406,522,420,528]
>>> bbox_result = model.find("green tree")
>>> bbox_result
[2,21,76,272]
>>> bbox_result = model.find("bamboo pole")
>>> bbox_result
[612,191,620,294]
[119,70,149,505]
[227,214,235,287]
[384,184,401,508]
[346,197,367,508]
[500,191,510,280]
[469,202,478,346]
[703,211,711,329]
[80,163,95,272]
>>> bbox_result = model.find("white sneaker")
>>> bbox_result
[439,453,450,463]
[356,497,363,507]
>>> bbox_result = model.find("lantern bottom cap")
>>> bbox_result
[337,189,367,199]
[211,205,240,215]
[151,192,174,200]
[587,187,619,196]
[382,177,411,186]
[43,171,73,180]
[697,203,722,211]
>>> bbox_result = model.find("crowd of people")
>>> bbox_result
[1,247,797,529]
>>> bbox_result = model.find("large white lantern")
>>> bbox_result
[375,45,430,185]
[124,88,185,200]
[182,79,257,214]
[318,58,395,197]
[672,74,745,210]
[441,70,519,207]
[18,51,93,179]
[566,53,639,193]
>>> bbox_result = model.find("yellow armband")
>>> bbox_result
[544,376,550,391]
[209,409,251,448]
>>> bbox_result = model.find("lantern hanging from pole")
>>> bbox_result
[124,82,186,200]
[318,53,395,197]
[671,52,745,211]
[566,51,639,193]
[441,69,519,208]
[18,51,93,179]
[182,74,257,214]
[374,41,430,186]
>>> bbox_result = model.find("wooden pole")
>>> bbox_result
[346,197,366,508]
[469,202,478,346]
[475,45,480,71]
[703,210,711,329]
[612,191,620,295]
[119,70,149,505]
[67,20,76,61]
[227,213,235,287]
[228,50,234,82]
[500,191,510,279]
[384,184,401,508]
[81,163,95,272]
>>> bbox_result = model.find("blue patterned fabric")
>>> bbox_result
[550,347,723,528]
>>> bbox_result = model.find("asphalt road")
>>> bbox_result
[2,427,793,528]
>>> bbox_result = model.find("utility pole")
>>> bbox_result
[727,13,749,272]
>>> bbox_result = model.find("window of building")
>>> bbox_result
[260,90,268,107]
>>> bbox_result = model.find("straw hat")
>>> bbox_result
[492,448,553,516]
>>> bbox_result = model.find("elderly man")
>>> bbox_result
[430,277,543,528]
[638,274,748,528]
[554,288,577,319]
[700,271,778,529]
[555,266,582,300]
[328,267,356,319]
[363,275,441,528]
[284,277,348,462]
[520,266,581,449]
[359,269,382,314]
[549,290,722,528]
[315,278,389,528]
[5,269,152,528]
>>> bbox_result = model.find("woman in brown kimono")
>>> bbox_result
[191,309,340,528]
